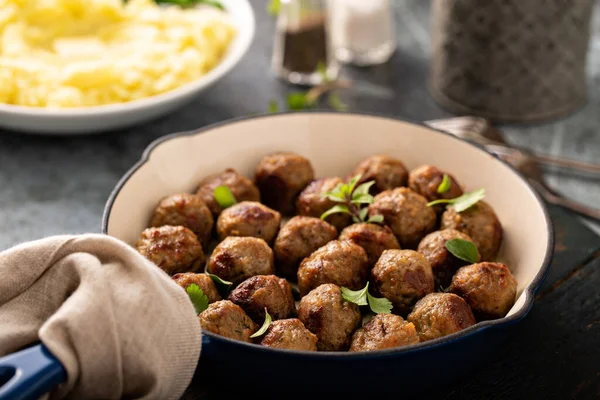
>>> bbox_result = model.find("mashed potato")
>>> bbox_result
[0,0,236,107]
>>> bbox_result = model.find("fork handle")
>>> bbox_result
[527,179,600,221]
[531,153,600,175]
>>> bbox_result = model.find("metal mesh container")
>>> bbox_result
[430,0,593,122]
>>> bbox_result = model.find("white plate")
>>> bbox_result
[103,112,553,323]
[0,0,255,135]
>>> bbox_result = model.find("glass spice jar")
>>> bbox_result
[271,0,340,85]
[329,0,396,66]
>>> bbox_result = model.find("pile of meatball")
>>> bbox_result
[135,153,517,352]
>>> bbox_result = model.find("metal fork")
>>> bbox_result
[425,117,600,221]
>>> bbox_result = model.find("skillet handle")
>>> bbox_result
[0,344,67,400]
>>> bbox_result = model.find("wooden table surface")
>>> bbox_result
[1,1,599,398]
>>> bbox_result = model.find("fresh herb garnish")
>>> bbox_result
[316,61,328,81]
[214,185,237,209]
[146,0,224,9]
[267,0,280,16]
[287,92,312,110]
[328,92,348,111]
[320,175,382,224]
[250,308,272,338]
[341,282,392,314]
[340,285,369,306]
[186,284,209,314]
[268,100,278,113]
[427,188,485,212]
[267,61,351,113]
[437,174,451,194]
[367,292,393,314]
[445,238,479,264]
[207,273,233,295]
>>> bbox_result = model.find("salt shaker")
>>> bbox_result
[329,0,396,66]
[271,0,340,85]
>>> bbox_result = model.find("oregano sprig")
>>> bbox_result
[207,273,233,296]
[437,174,451,194]
[341,283,392,314]
[427,188,485,212]
[320,175,383,224]
[214,185,237,209]
[445,238,480,263]
[128,0,224,9]
[250,309,272,338]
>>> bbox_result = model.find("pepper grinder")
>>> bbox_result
[271,0,340,85]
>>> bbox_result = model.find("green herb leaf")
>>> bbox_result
[437,174,451,194]
[214,185,237,209]
[346,174,361,196]
[445,238,480,264]
[451,188,485,212]
[323,182,347,201]
[317,61,328,82]
[342,283,393,313]
[427,188,485,213]
[186,284,209,314]
[341,283,369,306]
[207,273,233,295]
[268,100,278,113]
[328,92,348,111]
[155,0,224,9]
[353,181,375,197]
[351,193,374,205]
[250,309,272,338]
[320,204,350,220]
[359,207,369,222]
[367,292,393,314]
[287,92,312,110]
[367,214,384,224]
[267,0,280,16]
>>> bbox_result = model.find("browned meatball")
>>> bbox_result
[216,201,281,244]
[259,318,318,351]
[407,293,476,342]
[172,272,221,303]
[298,284,361,351]
[198,300,258,343]
[408,165,463,213]
[371,249,434,315]
[349,314,419,352]
[296,177,352,231]
[339,223,401,267]
[440,201,503,261]
[149,193,214,247]
[206,237,274,286]
[449,262,517,320]
[273,216,338,278]
[228,275,295,323]
[196,168,260,216]
[417,229,480,289]
[297,240,369,296]
[349,155,408,194]
[255,152,315,215]
[368,187,436,249]
[136,225,205,275]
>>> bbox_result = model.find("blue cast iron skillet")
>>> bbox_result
[0,112,554,398]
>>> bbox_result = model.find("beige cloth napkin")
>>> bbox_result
[0,234,202,400]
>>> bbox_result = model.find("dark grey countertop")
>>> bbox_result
[2,0,600,249]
